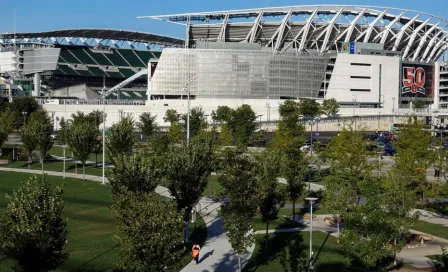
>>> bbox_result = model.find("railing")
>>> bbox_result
[37,99,146,106]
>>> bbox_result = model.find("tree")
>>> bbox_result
[324,125,375,205]
[88,109,106,129]
[108,152,161,197]
[256,149,286,238]
[106,116,135,167]
[394,117,434,201]
[91,136,102,167]
[21,121,37,169]
[168,123,183,144]
[58,117,68,145]
[219,150,261,272]
[219,124,233,146]
[271,100,304,149]
[164,137,215,222]
[30,110,54,173]
[434,245,448,272]
[298,99,321,119]
[0,111,14,151]
[164,109,181,124]
[340,178,402,269]
[0,175,68,272]
[182,106,206,138]
[281,137,308,221]
[137,112,158,140]
[9,96,40,129]
[322,175,355,243]
[67,121,97,180]
[112,191,184,271]
[212,106,234,124]
[231,104,257,149]
[321,98,340,116]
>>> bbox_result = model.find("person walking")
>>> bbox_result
[192,243,200,265]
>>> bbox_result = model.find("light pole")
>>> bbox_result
[392,97,395,113]
[378,111,381,132]
[102,75,106,185]
[352,95,357,117]
[63,98,67,178]
[22,111,27,125]
[258,114,263,130]
[118,109,123,121]
[205,114,209,130]
[305,197,318,270]
[308,118,316,155]
[265,102,271,122]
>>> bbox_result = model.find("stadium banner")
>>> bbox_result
[401,62,434,98]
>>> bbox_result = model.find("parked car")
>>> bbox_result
[383,145,397,156]
[300,143,312,151]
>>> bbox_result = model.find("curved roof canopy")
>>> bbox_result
[142,5,448,62]
[0,28,184,48]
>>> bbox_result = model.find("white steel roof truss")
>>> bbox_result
[377,12,405,44]
[217,14,229,42]
[321,8,344,52]
[412,22,440,61]
[363,10,387,43]
[392,14,419,51]
[274,9,293,51]
[245,12,264,43]
[427,32,448,62]
[421,27,446,61]
[402,18,431,58]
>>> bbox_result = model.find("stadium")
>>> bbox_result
[1,5,448,127]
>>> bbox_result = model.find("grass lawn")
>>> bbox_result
[0,171,207,271]
[0,160,104,177]
[252,212,302,232]
[49,146,111,164]
[243,231,350,272]
[412,220,448,240]
[202,175,223,197]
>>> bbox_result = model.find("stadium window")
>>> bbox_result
[350,63,371,66]
[351,76,371,79]
[350,89,371,92]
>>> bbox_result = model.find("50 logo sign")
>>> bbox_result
[402,67,426,95]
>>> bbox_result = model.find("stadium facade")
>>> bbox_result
[1,5,448,128]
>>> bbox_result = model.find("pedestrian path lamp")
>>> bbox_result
[305,197,318,271]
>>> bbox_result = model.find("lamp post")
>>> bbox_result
[258,114,263,130]
[352,95,357,117]
[205,114,209,130]
[102,77,106,185]
[392,97,396,114]
[308,119,315,155]
[378,111,381,132]
[305,197,318,270]
[118,109,123,121]
[265,102,271,122]
[22,111,27,125]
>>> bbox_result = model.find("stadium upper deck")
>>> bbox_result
[143,5,448,63]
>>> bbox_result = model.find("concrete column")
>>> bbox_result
[434,62,440,110]
[33,72,41,97]
[8,82,13,102]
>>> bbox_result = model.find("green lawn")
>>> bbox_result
[0,160,104,177]
[202,175,223,197]
[412,220,448,240]
[49,146,111,164]
[252,208,303,232]
[0,171,207,271]
[243,232,350,272]
[419,202,448,216]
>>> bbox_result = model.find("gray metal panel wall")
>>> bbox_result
[150,48,328,98]
[21,48,61,75]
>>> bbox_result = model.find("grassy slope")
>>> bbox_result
[0,172,207,271]
[412,220,448,240]
[243,232,350,272]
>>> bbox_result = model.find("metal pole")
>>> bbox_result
[63,146,66,178]
[102,74,106,185]
[63,99,66,178]
[187,89,191,141]
[310,123,313,156]
[309,200,314,269]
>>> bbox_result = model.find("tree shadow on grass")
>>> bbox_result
[69,243,119,272]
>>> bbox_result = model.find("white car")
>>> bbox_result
[300,144,312,151]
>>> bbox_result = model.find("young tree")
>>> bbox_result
[321,98,340,116]
[21,121,37,169]
[164,109,183,143]
[212,106,234,124]
[137,112,158,140]
[298,99,321,119]
[108,152,161,196]
[256,149,286,238]
[91,136,102,167]
[394,117,434,201]
[58,117,68,145]
[164,137,215,222]
[0,175,68,272]
[0,111,14,150]
[164,109,181,124]
[9,96,40,129]
[67,121,97,180]
[106,116,135,167]
[219,124,233,146]
[31,110,54,173]
[219,150,261,272]
[113,191,184,271]
[182,106,206,138]
[88,109,106,129]
[231,104,257,149]
[281,137,308,221]
[271,100,304,149]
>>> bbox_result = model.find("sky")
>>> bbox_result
[0,0,447,39]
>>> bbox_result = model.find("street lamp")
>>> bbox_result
[308,118,315,155]
[305,197,318,270]
[258,114,263,130]
[265,102,271,122]
[377,111,381,132]
[102,79,106,185]
[392,97,396,114]
[352,95,357,117]
[118,109,123,121]
[22,111,27,125]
